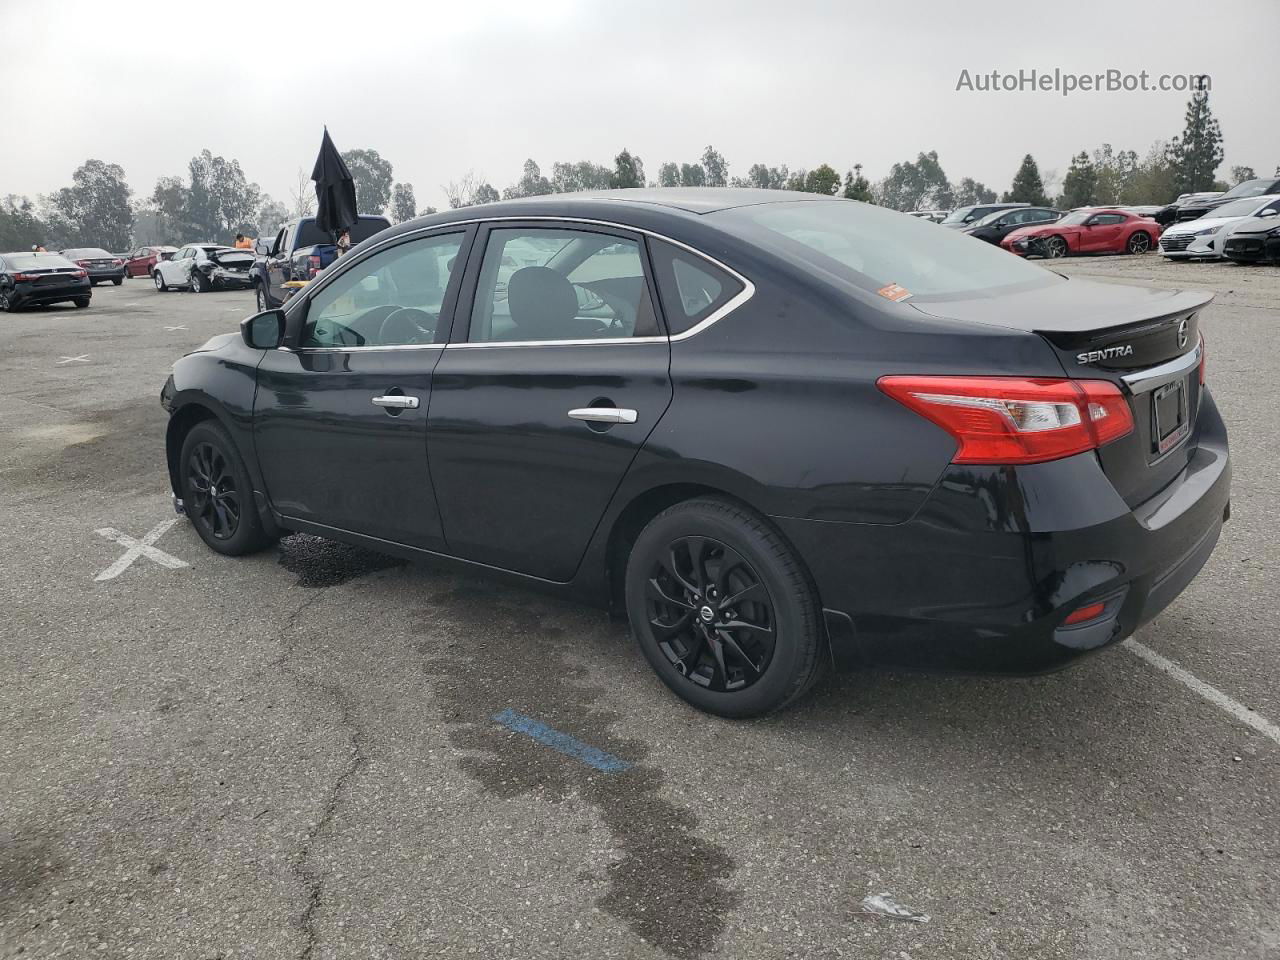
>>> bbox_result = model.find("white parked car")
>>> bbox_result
[1158,195,1280,260]
[152,243,255,292]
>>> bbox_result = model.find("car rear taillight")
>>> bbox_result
[877,376,1134,465]
[13,272,36,281]
[1198,333,1206,385]
[112,258,123,265]
[77,260,90,266]
[308,255,323,278]
[74,269,88,278]
[1063,601,1107,625]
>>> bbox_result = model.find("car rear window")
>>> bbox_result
[63,248,112,259]
[716,200,1059,300]
[4,253,75,270]
[295,218,391,248]
[649,239,745,334]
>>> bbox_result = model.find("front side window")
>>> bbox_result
[1091,214,1125,225]
[301,232,463,348]
[468,227,658,343]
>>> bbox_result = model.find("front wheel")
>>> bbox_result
[1045,236,1069,259]
[625,497,826,718]
[1127,231,1152,255]
[154,271,168,292]
[0,290,12,312]
[179,420,275,556]
[254,283,267,313]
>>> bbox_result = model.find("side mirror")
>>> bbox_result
[241,309,285,350]
[1259,208,1279,218]
[254,240,271,256]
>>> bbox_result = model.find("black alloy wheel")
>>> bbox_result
[626,497,825,717]
[186,441,241,541]
[178,420,275,556]
[646,536,776,693]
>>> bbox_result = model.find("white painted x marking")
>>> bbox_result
[56,355,90,364]
[164,325,188,331]
[94,519,190,582]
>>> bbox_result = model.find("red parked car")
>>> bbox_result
[1002,209,1162,258]
[124,245,177,278]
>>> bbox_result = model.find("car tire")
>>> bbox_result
[0,290,12,312]
[74,298,90,309]
[625,497,826,718]
[112,277,123,286]
[1127,231,1152,255]
[254,283,267,313]
[190,271,206,293]
[178,420,275,556]
[1045,236,1069,258]
[154,271,168,292]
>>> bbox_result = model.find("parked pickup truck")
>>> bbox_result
[250,215,391,310]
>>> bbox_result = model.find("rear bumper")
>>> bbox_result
[12,280,91,305]
[87,268,125,281]
[777,394,1231,674]
[209,268,253,288]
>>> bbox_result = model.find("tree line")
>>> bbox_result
[2,89,1271,253]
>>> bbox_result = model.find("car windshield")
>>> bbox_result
[939,206,979,224]
[718,200,1059,300]
[1055,211,1093,226]
[295,218,390,248]
[972,210,1010,227]
[63,248,112,258]
[1221,180,1274,200]
[4,253,75,270]
[1211,197,1275,219]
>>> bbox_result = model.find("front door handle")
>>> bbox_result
[568,407,637,424]
[372,395,420,410]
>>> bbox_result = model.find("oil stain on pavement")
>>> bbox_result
[276,534,407,588]
[418,576,740,959]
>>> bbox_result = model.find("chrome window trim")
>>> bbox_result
[1121,339,1202,394]
[289,343,446,354]
[296,215,755,349]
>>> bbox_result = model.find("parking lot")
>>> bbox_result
[2,258,1278,960]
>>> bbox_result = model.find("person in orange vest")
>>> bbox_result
[233,233,253,249]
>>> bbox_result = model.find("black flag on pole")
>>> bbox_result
[311,128,358,237]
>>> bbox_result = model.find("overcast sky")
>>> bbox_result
[2,0,1277,212]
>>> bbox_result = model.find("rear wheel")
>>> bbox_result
[1127,231,1151,255]
[74,298,90,308]
[1045,235,1069,258]
[154,271,168,292]
[190,270,206,293]
[0,290,11,312]
[625,497,826,717]
[112,277,123,286]
[179,420,274,556]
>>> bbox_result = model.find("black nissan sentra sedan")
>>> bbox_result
[160,189,1230,717]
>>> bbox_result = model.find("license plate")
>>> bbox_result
[1153,379,1189,455]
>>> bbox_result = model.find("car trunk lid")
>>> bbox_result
[910,277,1211,507]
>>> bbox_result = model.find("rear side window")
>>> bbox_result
[649,239,744,335]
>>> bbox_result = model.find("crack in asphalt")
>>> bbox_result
[270,595,368,960]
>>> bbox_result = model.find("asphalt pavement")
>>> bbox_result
[1,257,1278,960]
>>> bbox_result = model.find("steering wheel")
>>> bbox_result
[378,307,436,345]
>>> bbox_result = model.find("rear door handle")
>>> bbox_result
[372,395,420,409]
[568,407,637,424]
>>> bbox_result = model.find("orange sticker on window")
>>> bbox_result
[877,283,912,302]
